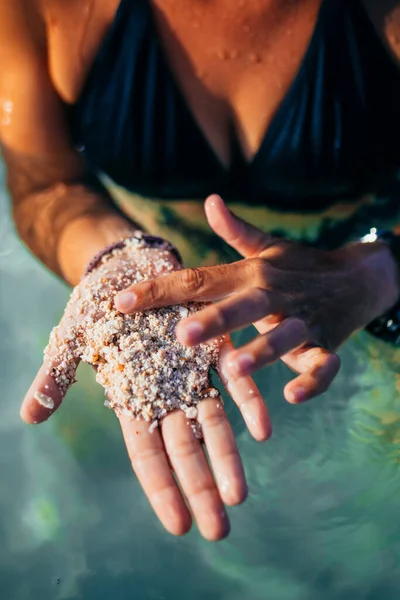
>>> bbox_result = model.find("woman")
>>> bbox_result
[2,0,400,542]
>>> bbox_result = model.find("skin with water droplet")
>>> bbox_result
[34,391,55,410]
[217,473,231,495]
[217,50,228,61]
[248,53,261,65]
[1,99,13,127]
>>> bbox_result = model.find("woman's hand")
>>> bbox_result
[116,195,399,405]
[20,236,271,541]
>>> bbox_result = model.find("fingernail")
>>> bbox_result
[287,387,307,404]
[177,321,204,344]
[116,291,137,311]
[230,353,254,376]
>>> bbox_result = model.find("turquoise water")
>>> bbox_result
[2,158,400,599]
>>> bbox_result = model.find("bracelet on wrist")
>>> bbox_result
[83,231,182,277]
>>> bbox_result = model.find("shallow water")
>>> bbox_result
[2,159,400,600]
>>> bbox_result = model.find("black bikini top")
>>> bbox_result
[69,0,400,210]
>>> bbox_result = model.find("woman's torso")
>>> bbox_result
[38,0,400,265]
[46,0,325,166]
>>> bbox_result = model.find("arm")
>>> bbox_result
[0,0,137,286]
[3,2,263,541]
[5,144,137,285]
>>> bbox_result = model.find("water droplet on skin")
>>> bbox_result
[34,391,55,410]
[3,100,13,113]
[217,473,231,495]
[229,50,239,60]
[48,14,59,29]
[1,99,13,126]
[217,49,228,61]
[248,53,261,65]
[241,406,258,428]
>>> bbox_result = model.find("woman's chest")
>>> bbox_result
[43,0,322,166]
[40,0,400,203]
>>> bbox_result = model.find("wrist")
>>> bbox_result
[344,239,400,323]
[58,213,137,285]
[82,231,182,279]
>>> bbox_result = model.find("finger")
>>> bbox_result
[204,194,270,258]
[20,322,80,425]
[176,288,286,346]
[197,398,247,506]
[114,261,253,313]
[119,415,192,537]
[161,411,230,541]
[218,339,272,441]
[283,347,341,404]
[226,318,309,379]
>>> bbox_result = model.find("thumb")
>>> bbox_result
[20,321,80,424]
[204,194,270,258]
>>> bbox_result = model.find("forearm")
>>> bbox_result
[2,143,141,285]
[13,180,139,286]
[56,192,137,286]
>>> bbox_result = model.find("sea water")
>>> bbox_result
[2,158,400,600]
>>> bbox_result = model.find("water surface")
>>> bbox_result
[2,159,400,600]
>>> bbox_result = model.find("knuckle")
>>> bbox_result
[180,268,206,294]
[129,446,163,469]
[253,287,274,313]
[149,481,176,499]
[263,339,280,363]
[313,353,341,396]
[189,481,218,501]
[286,317,308,340]
[170,438,200,459]
[200,410,228,430]
[146,280,163,306]
[250,258,269,288]
[211,305,229,331]
[252,286,269,302]
[251,257,271,289]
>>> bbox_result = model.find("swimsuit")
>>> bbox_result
[70,0,400,210]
